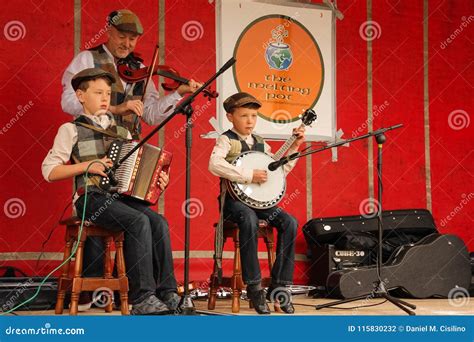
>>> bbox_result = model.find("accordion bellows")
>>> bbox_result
[114,142,172,205]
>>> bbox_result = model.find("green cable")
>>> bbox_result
[1,161,107,315]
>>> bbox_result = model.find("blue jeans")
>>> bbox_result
[223,196,298,286]
[75,191,177,304]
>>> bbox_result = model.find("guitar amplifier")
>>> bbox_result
[308,244,373,293]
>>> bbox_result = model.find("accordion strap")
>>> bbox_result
[75,121,130,141]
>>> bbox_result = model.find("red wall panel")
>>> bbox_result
[0,0,74,275]
[428,0,473,250]
[164,0,219,281]
[372,1,427,210]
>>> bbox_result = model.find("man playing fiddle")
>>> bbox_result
[62,9,199,138]
[60,9,199,312]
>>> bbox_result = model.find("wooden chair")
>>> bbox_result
[208,219,280,313]
[55,217,129,315]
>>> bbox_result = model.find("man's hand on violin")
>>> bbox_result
[177,79,202,96]
[110,100,144,117]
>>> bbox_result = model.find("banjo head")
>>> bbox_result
[229,151,286,209]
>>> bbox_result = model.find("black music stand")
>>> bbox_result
[270,124,416,315]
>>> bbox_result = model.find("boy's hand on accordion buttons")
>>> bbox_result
[158,171,169,191]
[87,157,113,177]
[252,169,267,184]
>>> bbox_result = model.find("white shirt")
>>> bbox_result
[61,44,182,125]
[41,113,130,182]
[208,129,299,184]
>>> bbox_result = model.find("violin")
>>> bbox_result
[118,44,218,136]
[117,46,218,99]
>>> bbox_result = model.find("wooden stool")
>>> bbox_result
[208,220,278,313]
[55,217,129,315]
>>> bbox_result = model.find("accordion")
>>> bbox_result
[101,141,172,205]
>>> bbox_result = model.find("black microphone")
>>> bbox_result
[268,158,288,171]
[268,153,300,171]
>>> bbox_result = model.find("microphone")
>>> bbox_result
[268,158,288,171]
[268,153,299,171]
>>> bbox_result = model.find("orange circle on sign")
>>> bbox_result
[233,15,324,122]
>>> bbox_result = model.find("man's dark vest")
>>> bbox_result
[89,45,144,139]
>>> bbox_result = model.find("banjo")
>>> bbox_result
[225,109,317,209]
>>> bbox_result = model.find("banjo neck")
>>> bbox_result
[272,123,305,161]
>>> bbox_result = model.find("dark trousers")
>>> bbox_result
[223,196,298,286]
[82,236,105,277]
[75,191,177,304]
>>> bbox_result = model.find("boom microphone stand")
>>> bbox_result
[270,124,416,315]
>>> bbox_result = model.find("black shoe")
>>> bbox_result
[247,289,270,314]
[160,292,180,311]
[266,287,295,314]
[131,294,170,315]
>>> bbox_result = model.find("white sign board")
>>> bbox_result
[213,0,336,141]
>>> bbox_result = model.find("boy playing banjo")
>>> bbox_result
[208,92,305,314]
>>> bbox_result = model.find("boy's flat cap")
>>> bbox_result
[224,92,262,113]
[71,68,116,91]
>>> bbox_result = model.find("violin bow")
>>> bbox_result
[132,44,160,135]
[141,44,160,102]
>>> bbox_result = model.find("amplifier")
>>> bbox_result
[308,244,372,290]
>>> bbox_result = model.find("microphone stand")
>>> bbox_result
[106,57,236,316]
[268,124,402,170]
[270,124,416,315]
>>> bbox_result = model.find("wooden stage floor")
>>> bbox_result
[12,295,474,316]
